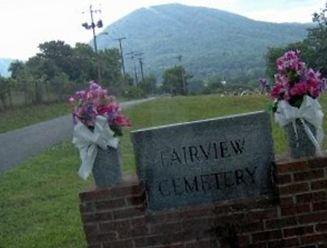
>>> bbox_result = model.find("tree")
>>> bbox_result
[71,43,97,83]
[8,61,24,79]
[0,76,12,109]
[265,2,327,78]
[38,40,74,78]
[139,74,157,95]
[266,42,316,79]
[98,48,124,95]
[162,65,188,95]
[307,2,327,76]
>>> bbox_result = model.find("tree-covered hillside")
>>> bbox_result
[97,4,311,81]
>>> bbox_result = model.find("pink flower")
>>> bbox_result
[114,114,131,127]
[271,83,285,99]
[290,82,307,96]
[69,81,131,135]
[269,50,326,105]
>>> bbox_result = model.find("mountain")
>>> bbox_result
[97,4,311,81]
[0,58,13,77]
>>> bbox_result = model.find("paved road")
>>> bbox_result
[0,98,155,173]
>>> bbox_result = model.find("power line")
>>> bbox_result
[126,51,138,86]
[114,37,127,77]
[82,5,103,83]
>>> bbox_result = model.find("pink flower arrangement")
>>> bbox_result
[270,50,326,109]
[69,81,131,136]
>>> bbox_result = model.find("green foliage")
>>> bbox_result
[162,65,188,95]
[307,3,327,76]
[139,74,157,95]
[1,40,128,108]
[265,42,316,79]
[265,3,327,79]
[0,76,11,109]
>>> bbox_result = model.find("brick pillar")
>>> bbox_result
[79,157,327,248]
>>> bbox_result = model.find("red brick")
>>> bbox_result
[146,212,181,224]
[279,237,300,247]
[181,217,216,235]
[80,188,112,202]
[281,203,311,216]
[267,238,300,248]
[237,235,250,246]
[87,232,118,244]
[279,183,309,195]
[312,179,327,190]
[80,184,143,202]
[129,225,148,237]
[277,161,308,173]
[180,205,216,219]
[247,208,278,220]
[125,194,145,206]
[152,243,184,248]
[283,225,314,237]
[150,222,183,235]
[252,230,282,242]
[95,198,126,210]
[131,217,146,227]
[294,169,324,182]
[185,239,219,248]
[238,222,264,233]
[313,201,327,211]
[134,235,164,247]
[94,211,113,222]
[279,196,295,206]
[245,242,267,248]
[296,191,327,203]
[301,233,327,244]
[316,222,327,232]
[298,211,327,224]
[277,174,292,184]
[110,184,143,198]
[103,239,134,248]
[309,157,327,169]
[99,220,130,233]
[265,217,297,229]
[113,205,145,219]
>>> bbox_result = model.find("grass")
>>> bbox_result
[1,94,326,247]
[0,102,69,134]
[0,142,89,247]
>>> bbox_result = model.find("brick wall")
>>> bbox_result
[79,157,327,248]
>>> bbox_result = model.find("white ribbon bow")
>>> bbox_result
[72,115,119,180]
[275,95,324,156]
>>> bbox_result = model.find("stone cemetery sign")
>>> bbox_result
[131,111,275,211]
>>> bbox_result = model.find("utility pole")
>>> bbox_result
[126,52,138,86]
[134,52,144,83]
[174,55,186,95]
[138,57,145,83]
[82,5,103,83]
[115,37,127,77]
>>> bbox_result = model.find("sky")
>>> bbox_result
[0,0,325,60]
